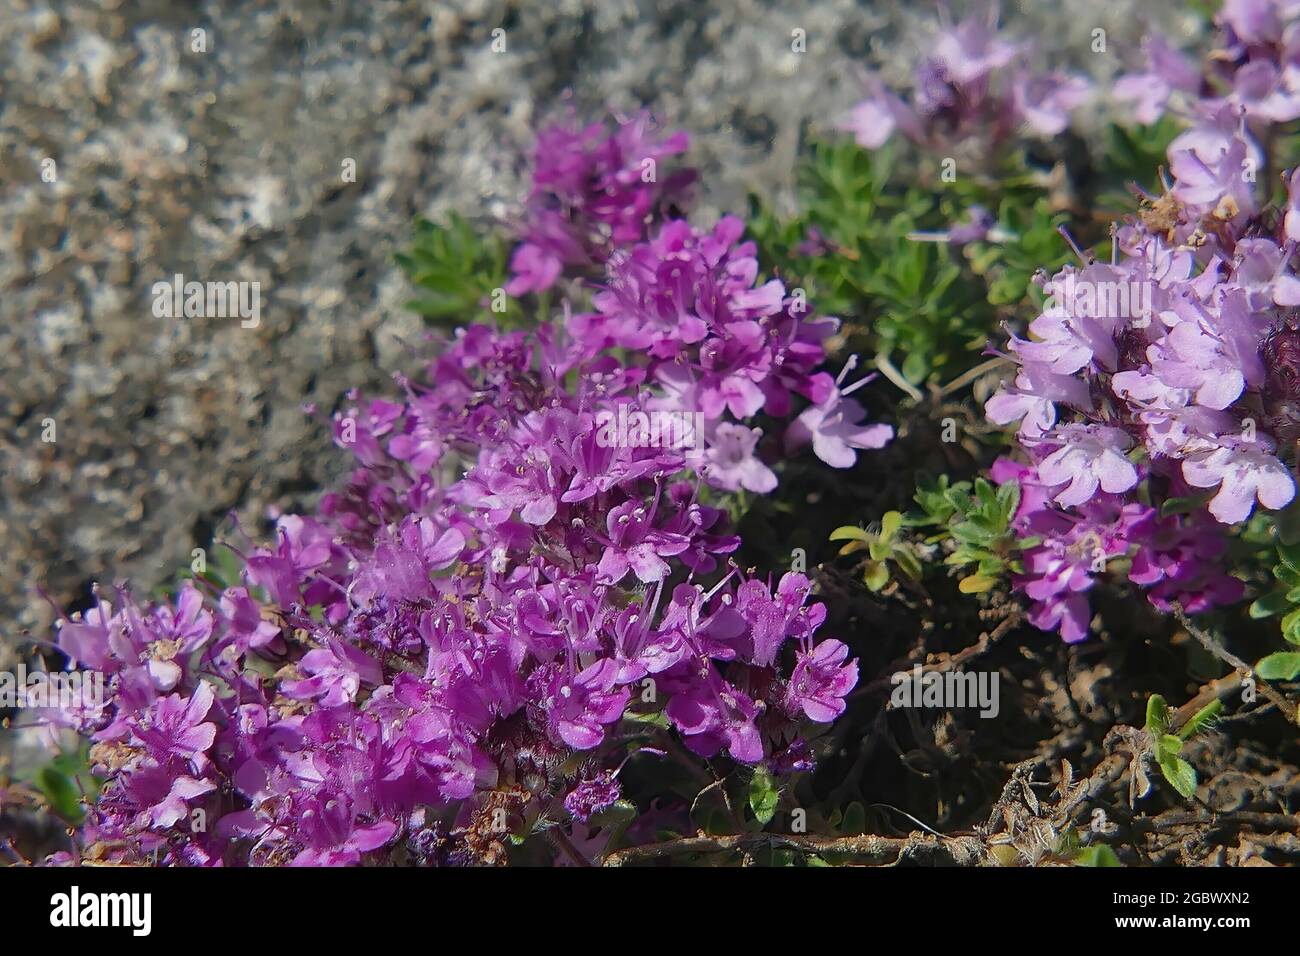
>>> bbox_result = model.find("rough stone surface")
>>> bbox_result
[1,0,1187,647]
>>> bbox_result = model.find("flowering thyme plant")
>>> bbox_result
[34,115,888,867]
[15,4,1300,874]
[980,4,1300,641]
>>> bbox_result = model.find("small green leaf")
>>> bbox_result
[893,549,924,581]
[1176,699,1222,741]
[1282,608,1300,646]
[35,766,84,824]
[839,801,867,835]
[589,799,637,840]
[959,573,998,594]
[748,768,779,825]
[1249,591,1291,619]
[1158,755,1198,800]
[1256,651,1300,681]
[863,561,890,591]
[1074,845,1123,867]
[1144,694,1170,736]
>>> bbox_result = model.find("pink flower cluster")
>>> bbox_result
[992,460,1242,643]
[506,112,695,296]
[36,118,888,867]
[982,9,1300,639]
[989,99,1299,528]
[840,11,1091,151]
[1115,0,1300,127]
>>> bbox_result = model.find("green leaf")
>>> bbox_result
[893,548,924,581]
[1159,733,1184,758]
[1282,608,1300,645]
[1144,694,1170,736]
[1256,651,1300,681]
[1074,845,1123,867]
[589,800,638,847]
[829,525,873,542]
[863,561,890,592]
[1278,540,1300,573]
[1157,755,1198,800]
[958,573,998,594]
[35,766,84,824]
[839,801,867,835]
[879,510,903,542]
[748,768,779,825]
[397,213,513,326]
[1250,590,1292,619]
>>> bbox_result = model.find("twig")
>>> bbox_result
[853,606,1022,700]
[601,831,985,867]
[1171,604,1299,726]
[1132,809,1300,836]
[548,826,594,867]
[1170,670,1245,733]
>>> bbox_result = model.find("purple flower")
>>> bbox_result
[596,498,691,584]
[291,795,398,867]
[506,113,695,295]
[42,110,866,867]
[129,682,218,771]
[564,771,622,822]
[666,675,765,763]
[839,78,919,149]
[702,423,777,493]
[281,637,383,707]
[1015,72,1091,136]
[1220,0,1283,45]
[1167,110,1261,222]
[1182,437,1296,523]
[1113,36,1200,124]
[1034,424,1139,507]
[785,639,857,722]
[786,387,893,468]
[531,660,630,750]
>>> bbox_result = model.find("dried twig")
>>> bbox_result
[1171,604,1298,726]
[601,830,985,867]
[854,606,1023,700]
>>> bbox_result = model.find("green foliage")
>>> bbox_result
[912,475,1027,593]
[1144,694,1221,801]
[396,213,516,325]
[1073,844,1123,867]
[830,476,1028,595]
[1248,539,1300,681]
[20,740,94,824]
[829,510,922,591]
[747,137,1071,387]
[747,766,780,825]
[964,196,1067,307]
[586,800,638,848]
